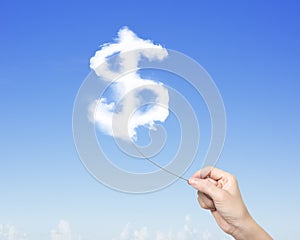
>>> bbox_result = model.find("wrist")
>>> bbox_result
[231,214,272,240]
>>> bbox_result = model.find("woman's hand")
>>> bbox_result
[189,167,272,240]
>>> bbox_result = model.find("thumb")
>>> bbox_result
[189,178,222,200]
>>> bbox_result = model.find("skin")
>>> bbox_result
[189,167,272,240]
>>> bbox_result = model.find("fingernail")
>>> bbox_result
[189,178,198,188]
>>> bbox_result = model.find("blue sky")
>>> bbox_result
[0,0,300,239]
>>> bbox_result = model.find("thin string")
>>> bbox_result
[131,142,188,182]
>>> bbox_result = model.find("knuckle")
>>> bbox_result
[230,174,237,183]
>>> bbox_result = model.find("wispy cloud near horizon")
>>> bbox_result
[89,27,169,141]
[50,220,72,240]
[112,215,217,240]
[0,224,27,240]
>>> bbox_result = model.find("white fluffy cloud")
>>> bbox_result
[113,224,149,240]
[89,27,169,141]
[113,215,215,240]
[0,224,27,240]
[50,220,71,240]
[0,218,229,240]
[133,227,148,240]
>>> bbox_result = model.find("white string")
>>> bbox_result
[131,142,188,182]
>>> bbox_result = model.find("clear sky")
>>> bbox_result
[0,0,300,239]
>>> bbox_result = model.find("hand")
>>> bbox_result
[189,167,272,240]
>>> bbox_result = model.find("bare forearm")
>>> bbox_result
[232,216,272,240]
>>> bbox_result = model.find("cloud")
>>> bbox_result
[89,27,169,141]
[0,224,27,240]
[113,224,149,240]
[0,218,223,240]
[133,227,148,240]
[113,215,215,240]
[116,223,130,240]
[201,230,213,240]
[50,220,71,240]
[90,27,168,81]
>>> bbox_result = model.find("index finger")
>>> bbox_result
[208,167,231,181]
[191,166,215,179]
[191,167,229,180]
